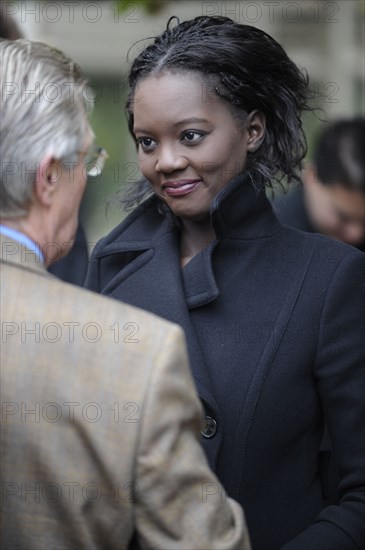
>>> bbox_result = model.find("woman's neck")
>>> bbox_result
[180,218,216,267]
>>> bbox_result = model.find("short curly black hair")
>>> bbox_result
[122,15,312,211]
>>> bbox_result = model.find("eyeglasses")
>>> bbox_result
[84,146,109,177]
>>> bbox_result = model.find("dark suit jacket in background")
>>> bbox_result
[86,174,365,550]
[48,223,89,286]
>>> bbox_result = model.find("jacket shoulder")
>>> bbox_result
[278,222,364,261]
[53,274,177,337]
[2,261,177,353]
[272,187,312,232]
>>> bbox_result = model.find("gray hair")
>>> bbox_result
[0,39,94,218]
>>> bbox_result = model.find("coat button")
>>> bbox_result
[201,416,217,438]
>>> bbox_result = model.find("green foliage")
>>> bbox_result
[116,0,168,15]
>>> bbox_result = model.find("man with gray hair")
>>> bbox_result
[0,40,250,549]
[0,5,90,286]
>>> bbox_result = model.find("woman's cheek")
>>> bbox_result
[138,158,152,179]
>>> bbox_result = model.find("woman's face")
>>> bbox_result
[132,71,259,223]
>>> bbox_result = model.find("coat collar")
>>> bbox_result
[98,171,281,253]
[0,234,50,278]
[95,172,282,309]
[211,171,281,240]
[182,172,282,307]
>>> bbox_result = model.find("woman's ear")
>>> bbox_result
[246,110,266,152]
[34,156,61,207]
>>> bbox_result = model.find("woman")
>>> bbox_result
[86,16,365,550]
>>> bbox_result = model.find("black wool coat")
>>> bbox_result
[85,174,365,550]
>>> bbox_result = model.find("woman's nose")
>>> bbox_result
[155,144,188,173]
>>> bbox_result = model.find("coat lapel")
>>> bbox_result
[95,224,222,420]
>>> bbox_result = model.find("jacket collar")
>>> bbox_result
[211,171,281,240]
[0,234,50,278]
[96,173,282,309]
[181,173,281,308]
[98,171,281,256]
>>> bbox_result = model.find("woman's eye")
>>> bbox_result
[182,131,205,144]
[137,137,156,151]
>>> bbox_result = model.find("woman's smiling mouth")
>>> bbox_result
[162,179,202,197]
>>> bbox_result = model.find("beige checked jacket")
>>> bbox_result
[0,235,250,550]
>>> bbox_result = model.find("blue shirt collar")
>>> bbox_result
[0,224,45,263]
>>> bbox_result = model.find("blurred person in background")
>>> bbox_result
[0,3,90,285]
[274,118,365,251]
[86,16,365,550]
[0,39,250,550]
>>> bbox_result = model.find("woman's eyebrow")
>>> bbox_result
[173,117,209,126]
[134,117,209,134]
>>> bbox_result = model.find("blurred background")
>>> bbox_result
[5,0,365,247]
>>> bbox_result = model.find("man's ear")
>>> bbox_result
[34,156,61,207]
[302,164,318,188]
[246,110,266,152]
